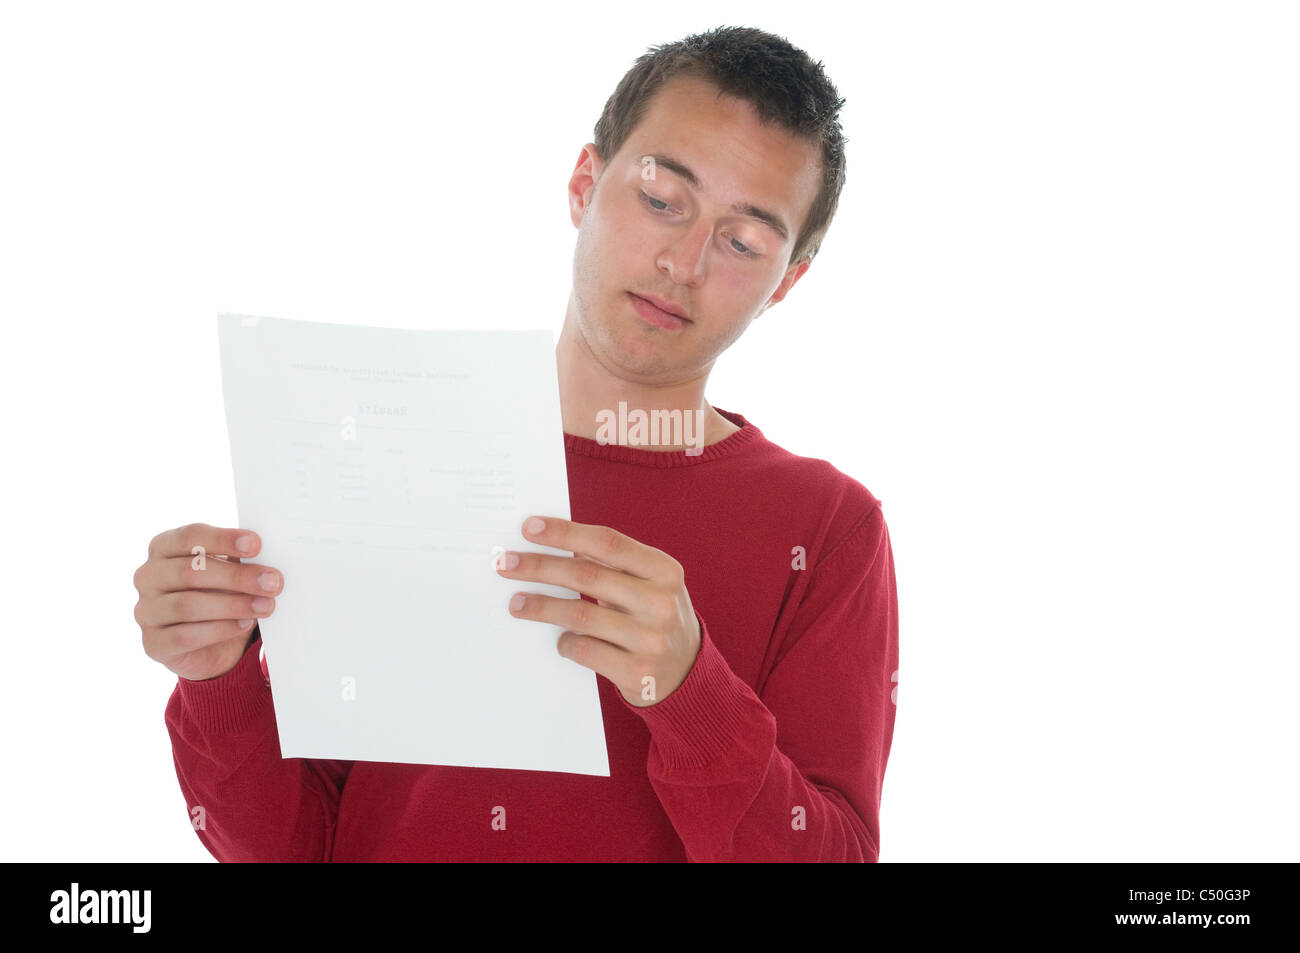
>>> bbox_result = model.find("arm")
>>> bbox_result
[165,626,354,862]
[621,505,899,861]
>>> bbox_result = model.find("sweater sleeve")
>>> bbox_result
[618,503,899,862]
[164,628,354,862]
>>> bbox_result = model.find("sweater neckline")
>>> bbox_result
[563,406,762,467]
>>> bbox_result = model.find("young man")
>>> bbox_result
[143,25,899,861]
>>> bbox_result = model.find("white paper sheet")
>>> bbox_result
[216,312,609,776]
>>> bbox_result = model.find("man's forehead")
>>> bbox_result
[634,75,766,141]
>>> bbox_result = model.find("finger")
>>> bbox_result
[555,630,636,685]
[522,517,672,584]
[149,522,262,565]
[498,551,646,615]
[509,593,650,653]
[140,524,280,598]
[144,617,259,660]
[154,548,283,600]
[144,588,277,634]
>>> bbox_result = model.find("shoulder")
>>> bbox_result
[747,436,888,567]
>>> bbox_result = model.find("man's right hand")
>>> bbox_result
[134,523,282,681]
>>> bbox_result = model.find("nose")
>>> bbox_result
[657,221,711,285]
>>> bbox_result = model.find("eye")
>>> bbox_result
[640,190,674,214]
[728,236,756,258]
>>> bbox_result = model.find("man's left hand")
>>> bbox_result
[497,516,702,707]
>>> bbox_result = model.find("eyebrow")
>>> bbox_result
[639,153,791,243]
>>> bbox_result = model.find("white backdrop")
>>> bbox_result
[1,0,1295,861]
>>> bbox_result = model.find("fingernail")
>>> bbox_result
[501,552,519,570]
[524,517,545,535]
[259,572,280,591]
[237,534,256,553]
[510,593,526,611]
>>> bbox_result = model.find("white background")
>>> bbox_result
[1,0,1295,861]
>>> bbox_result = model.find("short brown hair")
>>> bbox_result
[592,25,848,268]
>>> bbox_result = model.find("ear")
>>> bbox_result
[758,257,812,316]
[568,143,604,228]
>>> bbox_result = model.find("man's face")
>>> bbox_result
[568,74,820,382]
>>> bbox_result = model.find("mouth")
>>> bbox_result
[627,292,691,330]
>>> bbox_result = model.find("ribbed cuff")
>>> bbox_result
[173,635,273,735]
[618,609,776,772]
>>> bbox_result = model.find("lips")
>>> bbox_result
[627,292,690,330]
[631,292,690,322]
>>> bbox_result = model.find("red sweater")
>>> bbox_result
[166,408,899,861]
